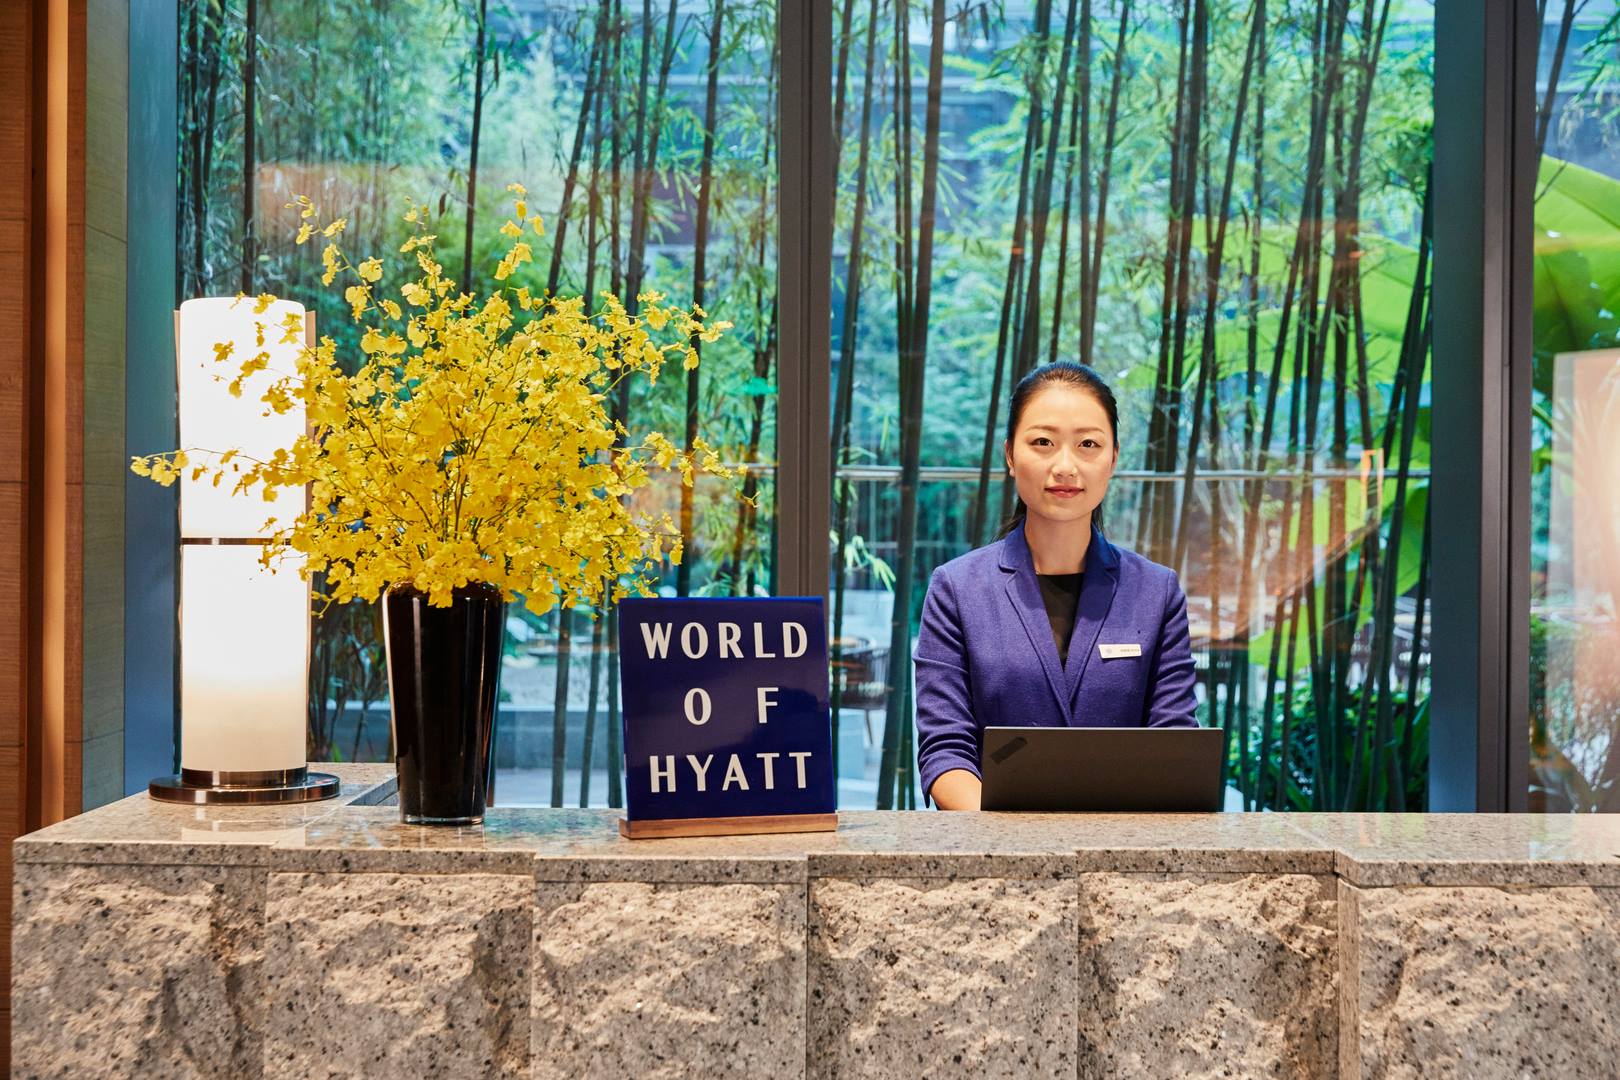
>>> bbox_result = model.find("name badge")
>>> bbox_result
[1099,643,1142,659]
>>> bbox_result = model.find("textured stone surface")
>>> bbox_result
[531,881,807,1079]
[23,797,1617,882]
[1076,872,1338,1079]
[1292,812,1620,886]
[1069,813,1334,874]
[263,871,532,1079]
[289,808,1329,878]
[17,797,1620,1080]
[11,862,267,1079]
[1347,883,1620,1079]
[287,805,806,880]
[14,763,398,866]
[808,875,1078,1079]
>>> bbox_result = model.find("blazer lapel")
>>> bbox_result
[1000,523,1072,724]
[1067,525,1121,707]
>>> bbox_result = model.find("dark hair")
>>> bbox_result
[996,361,1120,539]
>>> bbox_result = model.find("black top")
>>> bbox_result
[1035,571,1084,667]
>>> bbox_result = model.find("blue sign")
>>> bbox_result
[619,596,835,822]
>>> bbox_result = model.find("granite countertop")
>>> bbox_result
[14,766,1620,885]
[1290,812,1620,886]
[12,763,399,866]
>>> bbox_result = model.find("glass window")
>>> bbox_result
[829,0,1437,809]
[177,0,778,805]
[1528,1,1620,813]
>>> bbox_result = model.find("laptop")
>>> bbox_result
[979,726,1224,811]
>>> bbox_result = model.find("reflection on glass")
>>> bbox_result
[829,1,1436,809]
[178,0,778,804]
[1530,0,1620,812]
[1539,349,1620,810]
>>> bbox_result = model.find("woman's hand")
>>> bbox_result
[929,769,982,811]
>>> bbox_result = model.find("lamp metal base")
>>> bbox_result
[148,766,341,805]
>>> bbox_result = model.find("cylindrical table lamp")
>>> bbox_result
[149,297,338,804]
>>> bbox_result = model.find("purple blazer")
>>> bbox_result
[913,520,1199,801]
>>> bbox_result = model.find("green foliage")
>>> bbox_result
[1532,156,1620,398]
[1233,681,1428,812]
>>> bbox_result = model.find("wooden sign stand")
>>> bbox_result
[619,813,838,840]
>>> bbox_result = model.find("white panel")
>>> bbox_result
[180,545,309,773]
[177,296,308,539]
[1547,348,1620,781]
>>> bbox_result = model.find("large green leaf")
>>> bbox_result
[1241,481,1428,672]
[1533,156,1620,396]
[1207,227,1423,391]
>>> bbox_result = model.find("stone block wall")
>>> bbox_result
[12,798,1620,1079]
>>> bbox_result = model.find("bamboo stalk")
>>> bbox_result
[551,607,574,808]
[1282,0,1350,807]
[727,44,778,583]
[1081,0,1129,364]
[242,0,258,293]
[1171,0,1262,574]
[1014,0,1081,375]
[878,0,915,808]
[1256,474,1301,807]
[611,0,624,301]
[677,0,727,597]
[830,0,881,478]
[1361,179,1432,809]
[198,1,223,291]
[546,26,604,297]
[606,602,623,807]
[1272,584,1302,807]
[1158,0,1208,563]
[1066,0,1092,365]
[463,0,489,290]
[830,0,884,762]
[1537,0,1578,158]
[586,3,627,809]
[970,83,1042,547]
[181,2,199,296]
[833,0,857,165]
[578,80,607,808]
[1047,2,1087,367]
[1393,503,1432,808]
[1336,0,1390,806]
[626,0,683,311]
[579,610,606,806]
[878,0,946,809]
[605,0,626,810]
[1138,0,1192,552]
[1326,79,1354,804]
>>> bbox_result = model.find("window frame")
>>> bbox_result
[123,0,1539,811]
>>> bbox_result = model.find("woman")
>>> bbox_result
[915,361,1198,810]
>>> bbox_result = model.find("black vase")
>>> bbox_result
[382,582,505,824]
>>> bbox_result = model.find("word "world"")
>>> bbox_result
[639,620,809,661]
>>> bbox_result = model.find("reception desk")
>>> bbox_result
[12,767,1620,1078]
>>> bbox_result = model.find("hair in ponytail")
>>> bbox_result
[996,361,1120,540]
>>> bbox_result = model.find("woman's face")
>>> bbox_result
[1004,383,1118,528]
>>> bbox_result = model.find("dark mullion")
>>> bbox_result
[1430,0,1535,812]
[777,0,833,600]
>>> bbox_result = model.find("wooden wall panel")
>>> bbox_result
[84,0,124,245]
[0,0,119,1067]
[0,484,22,756]
[0,742,16,1080]
[0,218,24,485]
[0,0,32,1069]
[82,183,125,812]
[83,225,125,479]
